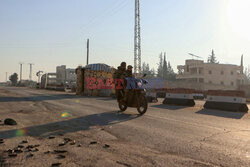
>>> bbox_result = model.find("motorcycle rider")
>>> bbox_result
[113,62,127,101]
[125,65,134,78]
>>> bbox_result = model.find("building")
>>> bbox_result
[56,65,76,84]
[177,59,244,90]
[40,65,77,90]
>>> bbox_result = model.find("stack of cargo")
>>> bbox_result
[203,90,249,112]
[163,88,195,106]
[76,64,115,97]
[75,67,84,95]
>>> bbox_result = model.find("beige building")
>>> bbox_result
[56,65,76,84]
[177,59,244,90]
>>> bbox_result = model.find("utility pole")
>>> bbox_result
[87,39,89,65]
[36,71,43,87]
[19,63,24,82]
[134,0,141,76]
[28,63,34,81]
[6,72,8,82]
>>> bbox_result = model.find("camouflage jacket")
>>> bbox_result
[113,66,126,79]
[125,70,134,78]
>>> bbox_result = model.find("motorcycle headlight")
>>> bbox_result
[137,82,142,87]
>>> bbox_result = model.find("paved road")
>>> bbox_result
[0,87,250,167]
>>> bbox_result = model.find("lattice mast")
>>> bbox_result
[134,0,141,75]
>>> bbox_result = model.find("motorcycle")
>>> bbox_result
[117,76,148,115]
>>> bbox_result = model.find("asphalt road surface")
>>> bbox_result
[0,87,249,167]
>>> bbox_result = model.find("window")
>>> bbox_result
[231,82,234,86]
[209,81,212,84]
[221,71,224,75]
[209,70,212,74]
[231,71,234,75]
[221,81,224,85]
[199,78,204,83]
[198,69,202,74]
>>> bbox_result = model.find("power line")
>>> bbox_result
[82,0,127,30]
[82,0,129,34]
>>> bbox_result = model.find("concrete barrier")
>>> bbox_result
[156,88,168,98]
[146,91,158,103]
[193,90,204,100]
[163,88,195,106]
[204,90,249,112]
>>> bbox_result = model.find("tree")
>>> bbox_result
[207,49,219,63]
[142,62,150,75]
[162,53,168,80]
[156,52,177,80]
[9,73,18,86]
[167,62,176,80]
[149,68,156,78]
[142,62,156,79]
[243,66,250,84]
[157,53,163,78]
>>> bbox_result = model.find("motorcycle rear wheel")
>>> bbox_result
[137,95,148,115]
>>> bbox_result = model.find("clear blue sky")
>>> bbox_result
[0,0,249,81]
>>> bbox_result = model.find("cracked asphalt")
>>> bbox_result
[0,86,249,167]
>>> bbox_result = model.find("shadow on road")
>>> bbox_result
[151,104,190,110]
[97,98,115,101]
[196,109,246,119]
[0,111,140,139]
[0,94,88,102]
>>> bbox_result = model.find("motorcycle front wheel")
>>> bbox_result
[118,102,127,112]
[137,95,148,115]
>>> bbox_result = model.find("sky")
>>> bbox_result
[0,0,250,82]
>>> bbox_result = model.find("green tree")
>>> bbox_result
[162,53,168,80]
[9,73,18,86]
[167,62,176,80]
[142,62,156,79]
[157,52,177,80]
[157,53,163,78]
[207,49,219,63]
[244,66,250,84]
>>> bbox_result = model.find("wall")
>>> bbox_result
[238,85,250,98]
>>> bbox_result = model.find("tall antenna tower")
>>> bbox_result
[134,0,141,75]
[28,63,34,81]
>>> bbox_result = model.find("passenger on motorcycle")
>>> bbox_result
[113,62,127,101]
